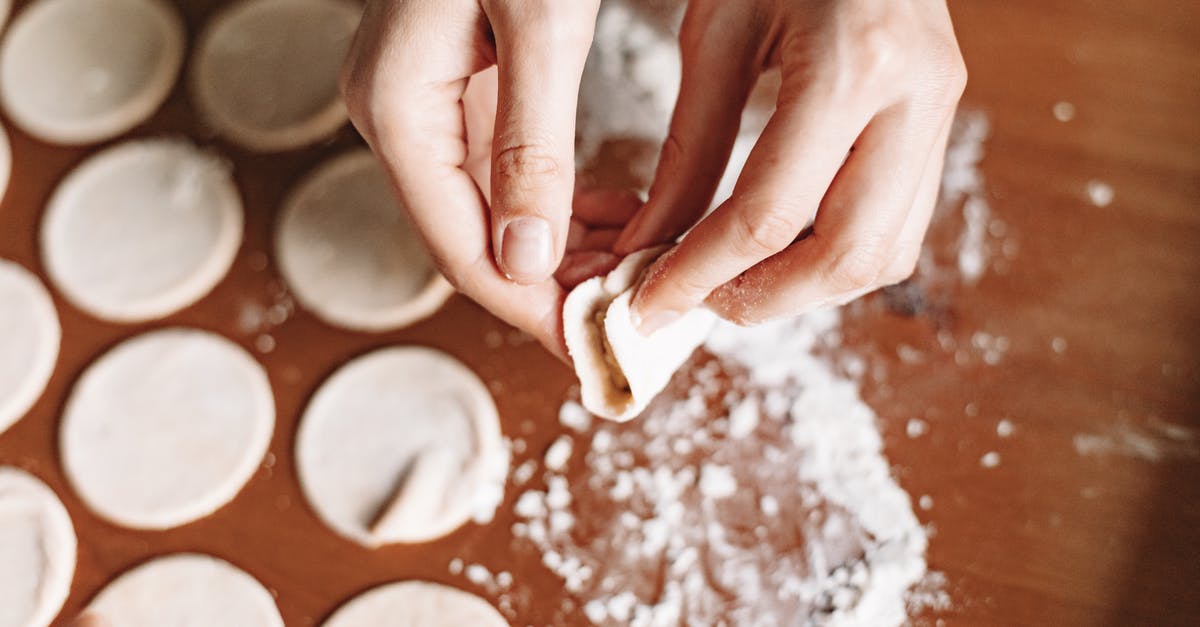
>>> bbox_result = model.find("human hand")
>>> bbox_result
[615,0,967,333]
[341,0,604,360]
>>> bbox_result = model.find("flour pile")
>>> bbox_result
[507,310,928,626]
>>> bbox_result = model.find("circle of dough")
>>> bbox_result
[0,468,77,627]
[277,150,453,332]
[61,329,274,530]
[0,0,184,145]
[0,260,60,436]
[41,139,243,323]
[85,553,283,627]
[323,581,508,627]
[191,0,361,151]
[297,347,505,546]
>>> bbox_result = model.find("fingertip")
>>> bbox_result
[497,216,557,284]
[629,279,682,337]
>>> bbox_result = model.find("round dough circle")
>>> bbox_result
[0,468,77,627]
[297,347,506,546]
[86,553,283,627]
[191,0,360,151]
[41,139,243,323]
[323,581,508,627]
[0,261,60,435]
[62,329,274,530]
[277,150,453,332]
[0,0,184,145]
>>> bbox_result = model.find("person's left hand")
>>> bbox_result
[615,0,967,333]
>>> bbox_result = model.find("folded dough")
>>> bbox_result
[564,247,716,422]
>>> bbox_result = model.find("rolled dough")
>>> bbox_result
[297,347,507,547]
[322,581,508,627]
[191,0,360,152]
[276,150,453,332]
[0,0,184,145]
[0,260,60,436]
[85,553,283,627]
[41,139,243,323]
[0,468,76,627]
[563,247,716,422]
[61,328,275,530]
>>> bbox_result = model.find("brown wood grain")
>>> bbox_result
[0,1,1196,625]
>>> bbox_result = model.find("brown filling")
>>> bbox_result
[593,307,631,403]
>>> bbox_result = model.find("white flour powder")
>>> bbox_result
[502,310,930,626]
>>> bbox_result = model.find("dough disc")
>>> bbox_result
[191,0,360,151]
[41,139,243,323]
[277,150,453,332]
[563,247,716,422]
[0,468,76,627]
[61,329,274,530]
[297,347,507,547]
[0,260,60,435]
[322,581,508,627]
[85,553,283,627]
[0,0,184,145]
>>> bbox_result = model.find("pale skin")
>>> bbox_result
[341,0,967,362]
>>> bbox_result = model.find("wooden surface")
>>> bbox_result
[0,0,1197,625]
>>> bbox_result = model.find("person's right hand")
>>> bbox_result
[341,0,603,361]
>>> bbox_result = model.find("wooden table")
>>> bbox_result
[0,1,1196,625]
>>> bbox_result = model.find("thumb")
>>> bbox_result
[486,1,598,284]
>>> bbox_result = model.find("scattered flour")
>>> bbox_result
[1073,417,1200,462]
[1086,180,1114,207]
[938,111,1002,285]
[980,452,1001,468]
[1052,101,1076,122]
[504,311,932,626]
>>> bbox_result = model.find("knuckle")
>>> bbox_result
[925,43,968,106]
[494,144,562,190]
[824,240,890,293]
[731,204,802,258]
[854,23,905,84]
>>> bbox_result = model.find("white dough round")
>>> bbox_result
[86,553,283,627]
[0,0,184,144]
[191,0,360,151]
[61,329,274,530]
[0,260,60,436]
[0,468,77,627]
[297,347,507,547]
[323,581,508,627]
[277,150,453,332]
[41,139,243,323]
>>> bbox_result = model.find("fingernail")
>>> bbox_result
[635,308,681,336]
[500,217,553,283]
